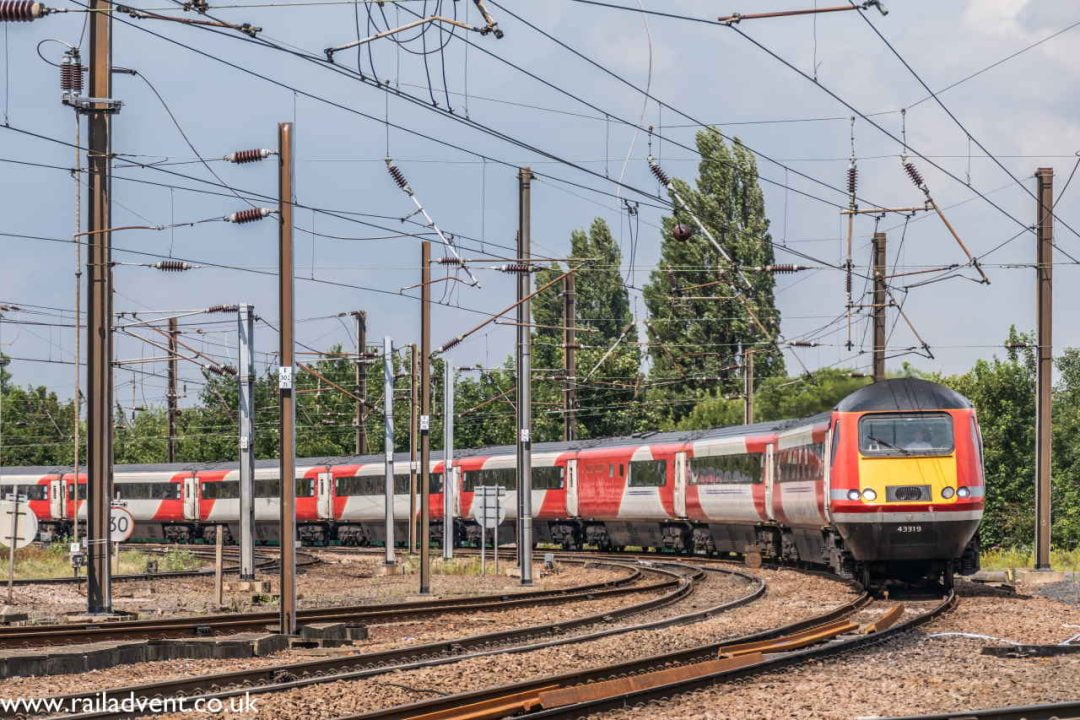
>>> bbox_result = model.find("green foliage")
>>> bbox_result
[643,130,784,424]
[675,368,870,431]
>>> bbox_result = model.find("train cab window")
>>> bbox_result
[532,466,565,490]
[690,454,762,485]
[859,413,953,457]
[628,460,666,487]
[201,481,240,499]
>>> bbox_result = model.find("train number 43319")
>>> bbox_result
[896,525,923,534]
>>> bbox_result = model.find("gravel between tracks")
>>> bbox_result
[162,567,854,719]
[595,580,1080,720]
[4,553,621,621]
[0,563,656,699]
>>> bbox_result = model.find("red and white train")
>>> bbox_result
[1,378,983,583]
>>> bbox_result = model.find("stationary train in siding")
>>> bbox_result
[2,378,983,585]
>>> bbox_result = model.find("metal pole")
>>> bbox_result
[354,311,368,455]
[237,303,256,580]
[383,336,396,566]
[872,232,887,383]
[167,317,178,463]
[419,241,432,595]
[1035,167,1054,570]
[72,107,82,547]
[517,167,534,586]
[443,360,454,560]
[743,348,754,425]
[85,0,114,615]
[214,524,224,608]
[409,344,418,554]
[480,517,486,576]
[277,121,298,635]
[7,494,19,605]
[563,272,577,442]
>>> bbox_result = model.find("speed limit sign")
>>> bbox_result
[109,506,135,543]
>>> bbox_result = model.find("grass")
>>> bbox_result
[981,547,1080,571]
[0,543,204,579]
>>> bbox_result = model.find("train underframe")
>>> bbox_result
[113,516,980,588]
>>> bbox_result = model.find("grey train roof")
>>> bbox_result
[2,379,966,476]
[834,378,972,413]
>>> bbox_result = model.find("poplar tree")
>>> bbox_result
[533,218,642,440]
[643,129,784,422]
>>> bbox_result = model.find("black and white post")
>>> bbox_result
[237,303,256,580]
[383,336,396,566]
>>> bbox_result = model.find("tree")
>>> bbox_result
[941,327,1036,549]
[676,368,870,430]
[532,218,642,440]
[643,129,784,423]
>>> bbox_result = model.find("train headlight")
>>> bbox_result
[847,489,861,501]
[861,488,877,501]
[941,486,955,499]
[957,487,971,498]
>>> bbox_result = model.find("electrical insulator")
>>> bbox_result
[903,161,926,190]
[497,263,532,274]
[225,207,272,224]
[60,51,83,94]
[205,304,239,314]
[221,364,238,376]
[647,156,671,186]
[225,148,273,164]
[847,162,857,196]
[384,161,408,195]
[436,256,464,266]
[765,264,804,274]
[153,260,193,272]
[672,223,695,241]
[787,341,820,348]
[0,1,48,21]
[440,336,463,353]
[385,159,412,194]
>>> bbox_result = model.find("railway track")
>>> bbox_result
[880,701,1080,720]
[337,590,956,720]
[0,559,653,648]
[18,561,764,720]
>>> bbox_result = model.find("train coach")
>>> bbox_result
[3,377,982,585]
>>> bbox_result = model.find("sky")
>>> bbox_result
[1,0,1078,414]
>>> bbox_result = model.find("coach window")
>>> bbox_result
[464,468,516,492]
[690,454,762,484]
[255,479,280,497]
[429,473,443,494]
[394,475,411,494]
[532,466,564,490]
[295,478,315,498]
[629,459,666,487]
[202,481,240,499]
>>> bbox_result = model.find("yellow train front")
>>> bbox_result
[828,378,983,586]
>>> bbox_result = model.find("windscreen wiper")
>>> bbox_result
[868,435,910,455]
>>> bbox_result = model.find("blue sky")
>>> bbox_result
[1,0,1078,410]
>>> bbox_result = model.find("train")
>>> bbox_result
[1,377,983,585]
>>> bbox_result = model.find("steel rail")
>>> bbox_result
[0,559,647,648]
[878,700,1080,720]
[38,563,762,720]
[340,588,888,720]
